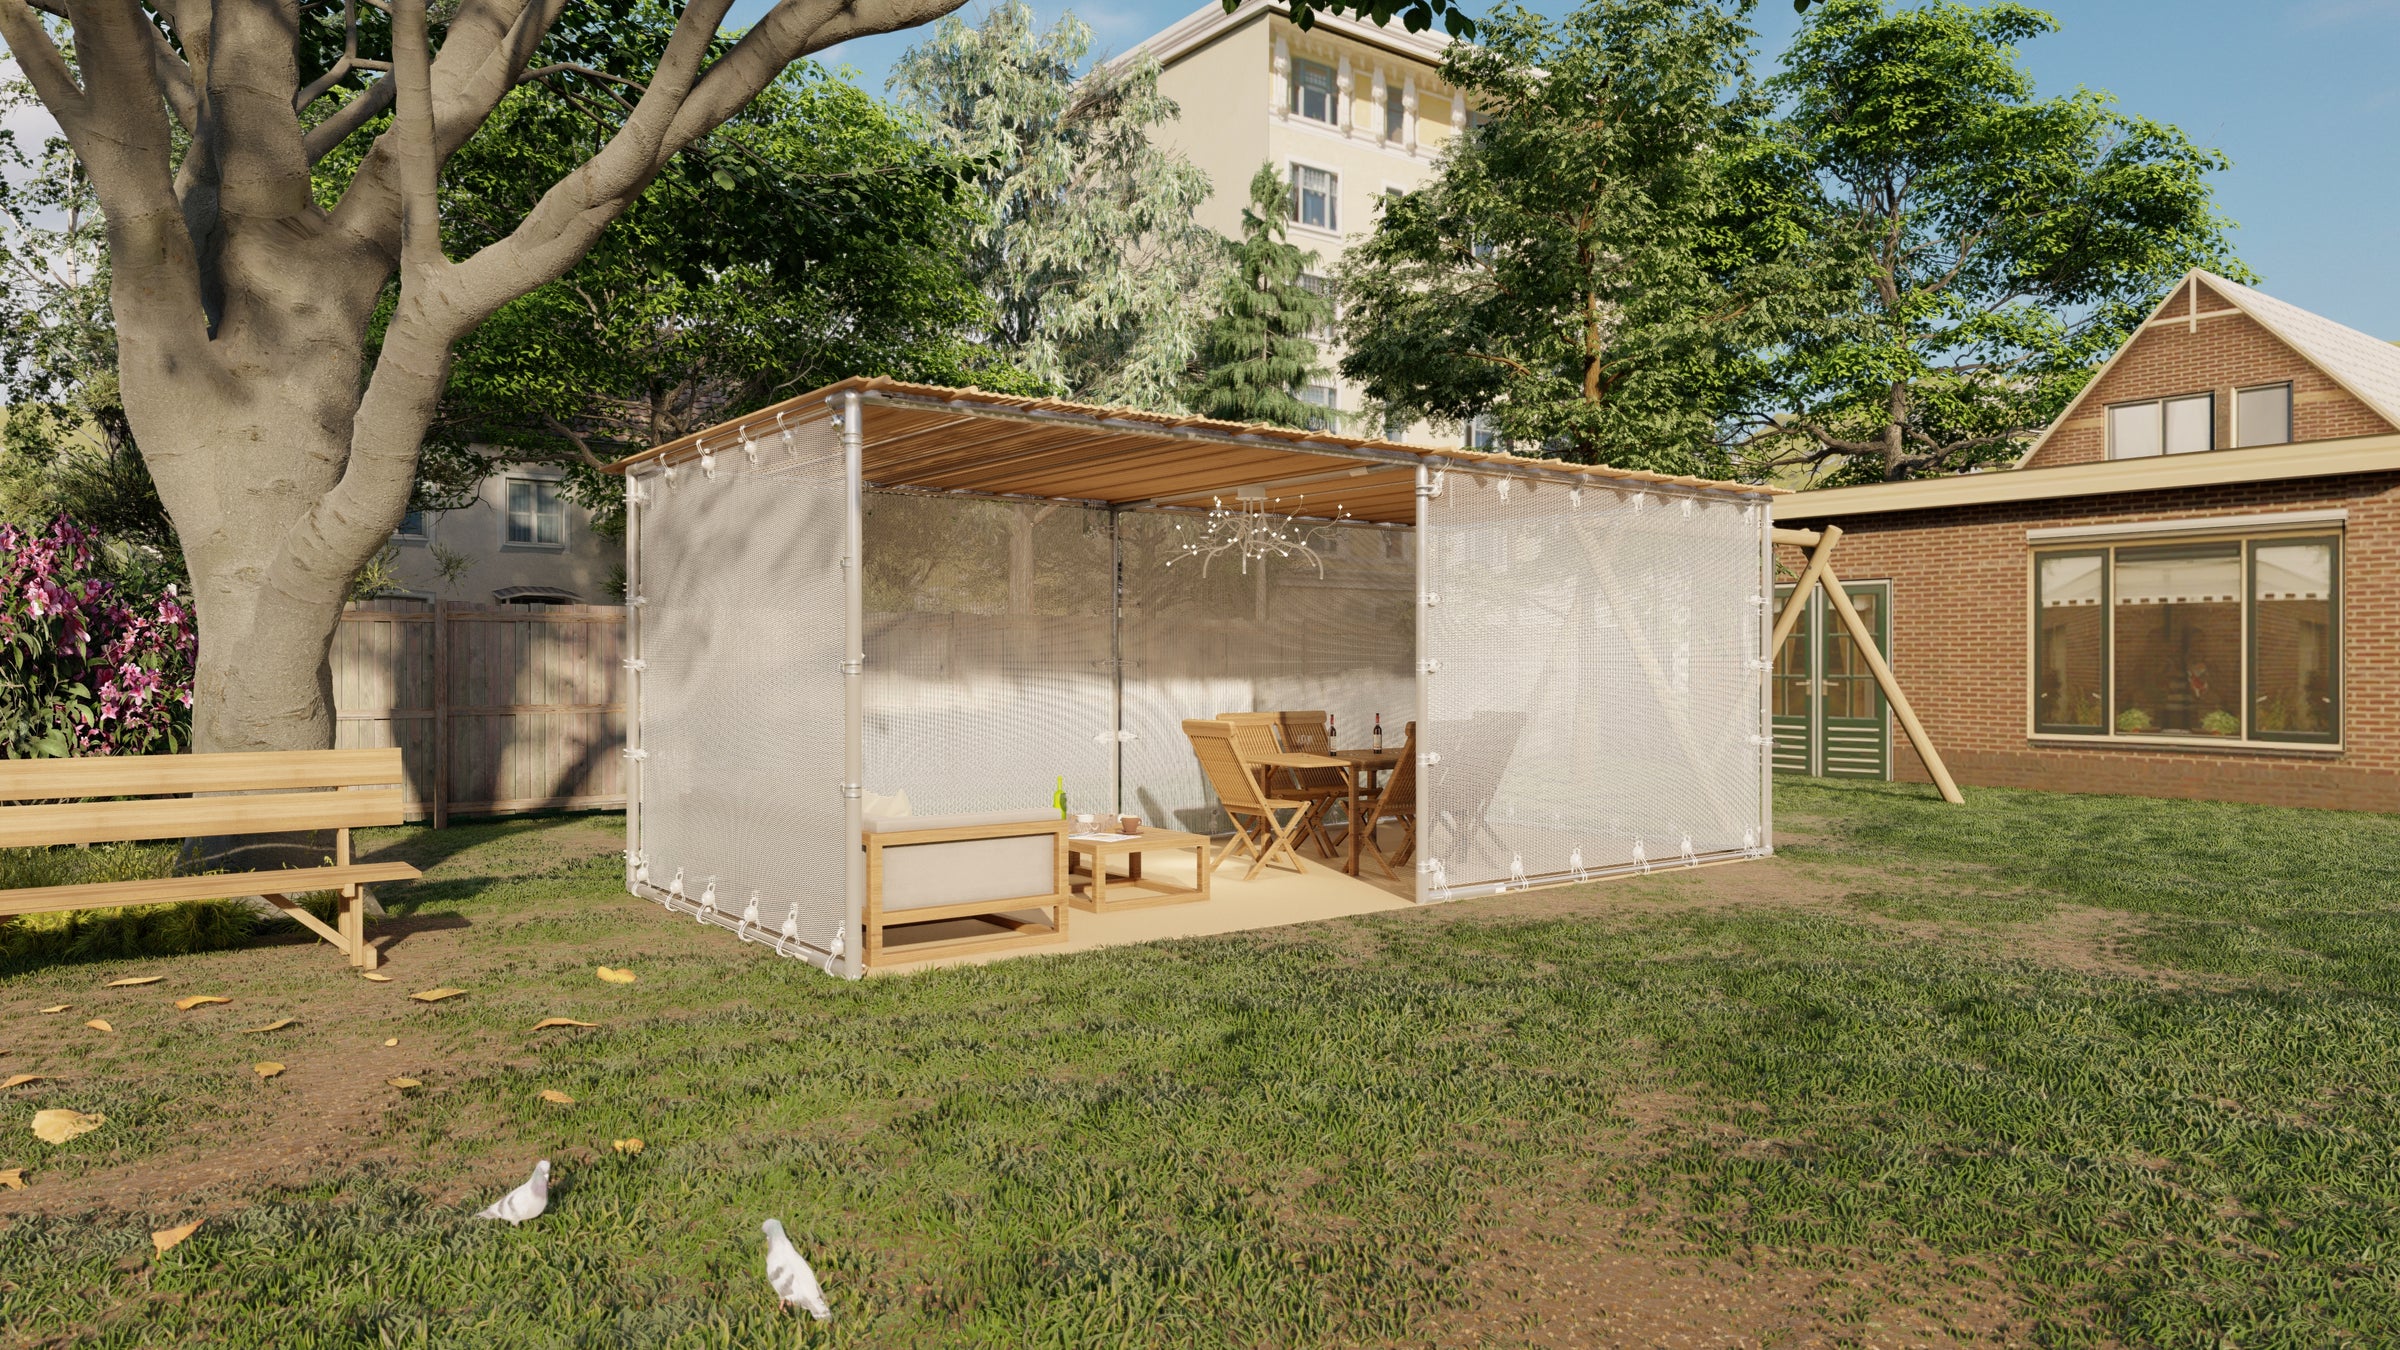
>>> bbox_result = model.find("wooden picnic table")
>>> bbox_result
[1253,745,1404,876]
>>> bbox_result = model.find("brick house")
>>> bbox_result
[1772,270,2400,811]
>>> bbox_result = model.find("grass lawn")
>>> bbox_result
[3,781,2396,1348]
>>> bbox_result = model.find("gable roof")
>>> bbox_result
[2011,269,2400,468]
[1118,0,1457,74]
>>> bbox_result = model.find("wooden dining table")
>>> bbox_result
[1252,745,1405,877]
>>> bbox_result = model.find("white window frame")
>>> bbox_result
[2233,381,2293,449]
[1288,161,1340,235]
[393,509,431,543]
[2105,391,2214,459]
[1383,83,1406,141]
[1289,58,1337,127]
[504,476,569,550]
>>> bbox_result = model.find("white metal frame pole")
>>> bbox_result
[623,469,644,894]
[839,391,868,979]
[1758,499,1776,857]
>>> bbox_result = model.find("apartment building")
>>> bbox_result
[1127,0,1468,441]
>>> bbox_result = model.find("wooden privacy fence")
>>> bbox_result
[332,601,626,825]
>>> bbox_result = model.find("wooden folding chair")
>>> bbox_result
[1183,719,1308,881]
[1273,710,1353,857]
[1359,721,1419,881]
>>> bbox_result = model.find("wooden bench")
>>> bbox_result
[0,748,421,970]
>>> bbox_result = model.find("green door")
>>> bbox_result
[1771,582,1891,780]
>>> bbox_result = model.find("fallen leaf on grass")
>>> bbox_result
[387,1077,421,1090]
[174,995,232,1011]
[244,1018,297,1034]
[30,1109,104,1144]
[384,1037,398,1047]
[83,1019,113,1033]
[252,1062,285,1079]
[410,988,466,1003]
[40,1005,68,1014]
[531,1018,597,1031]
[0,1166,22,1189]
[2,1074,42,1089]
[103,976,165,988]
[611,1137,644,1155]
[151,1220,201,1255]
[361,973,393,982]
[538,1089,576,1105]
[596,966,637,984]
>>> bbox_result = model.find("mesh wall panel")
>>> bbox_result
[1118,509,1416,833]
[861,493,1117,816]
[1419,471,1770,898]
[631,421,850,958]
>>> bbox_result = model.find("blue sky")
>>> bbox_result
[772,0,2400,339]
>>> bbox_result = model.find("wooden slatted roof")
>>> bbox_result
[609,377,1778,525]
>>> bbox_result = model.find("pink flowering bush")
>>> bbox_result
[0,516,195,757]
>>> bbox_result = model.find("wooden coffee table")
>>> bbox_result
[1066,829,1212,912]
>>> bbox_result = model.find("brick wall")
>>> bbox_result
[2027,278,2394,469]
[1777,472,2400,813]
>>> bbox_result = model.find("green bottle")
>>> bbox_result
[1052,775,1067,818]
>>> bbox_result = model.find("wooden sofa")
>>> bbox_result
[861,808,1070,967]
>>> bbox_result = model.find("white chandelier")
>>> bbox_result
[1167,491,1353,577]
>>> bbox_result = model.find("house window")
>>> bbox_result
[1298,384,1338,431]
[1385,86,1406,140]
[1289,165,1338,231]
[2106,392,2212,459]
[1290,59,1336,125]
[506,478,567,547]
[1466,413,1501,450]
[2235,383,2292,448]
[394,510,429,541]
[2030,534,2339,744]
[1297,271,1334,341]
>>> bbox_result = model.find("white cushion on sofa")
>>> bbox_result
[868,808,1059,911]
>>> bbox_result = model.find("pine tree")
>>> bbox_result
[1189,165,1336,430]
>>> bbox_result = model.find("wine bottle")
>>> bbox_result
[1327,713,1337,746]
[1373,713,1384,751]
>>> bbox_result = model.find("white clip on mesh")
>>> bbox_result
[629,851,649,887]
[1509,853,1528,890]
[623,658,647,672]
[625,477,648,506]
[1680,498,1694,519]
[1496,477,1511,503]
[1569,847,1590,882]
[626,595,647,608]
[741,428,760,465]
[1570,486,1583,511]
[741,892,761,942]
[1421,592,1439,607]
[667,868,685,902]
[1419,658,1443,674]
[1743,829,1758,852]
[622,747,649,761]
[1418,750,1441,767]
[1421,858,1451,901]
[1632,839,1649,874]
[829,923,846,961]
[697,881,716,923]
[777,903,802,957]
[1679,835,1698,866]
[698,447,717,480]
[661,461,678,485]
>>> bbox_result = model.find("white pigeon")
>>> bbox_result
[760,1219,831,1320]
[475,1159,550,1225]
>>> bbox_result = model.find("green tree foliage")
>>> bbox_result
[1751,0,2246,482]
[1190,165,1336,429]
[406,62,1017,520]
[1338,0,1820,472]
[0,113,180,585]
[892,3,1226,411]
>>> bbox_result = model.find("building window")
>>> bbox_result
[2106,392,2212,459]
[1298,384,1338,431]
[2030,534,2339,744]
[1385,86,1406,140]
[394,510,429,541]
[1297,271,1335,341]
[506,478,567,547]
[2235,382,2292,448]
[1290,59,1336,125]
[1465,413,1501,449]
[1289,164,1338,231]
